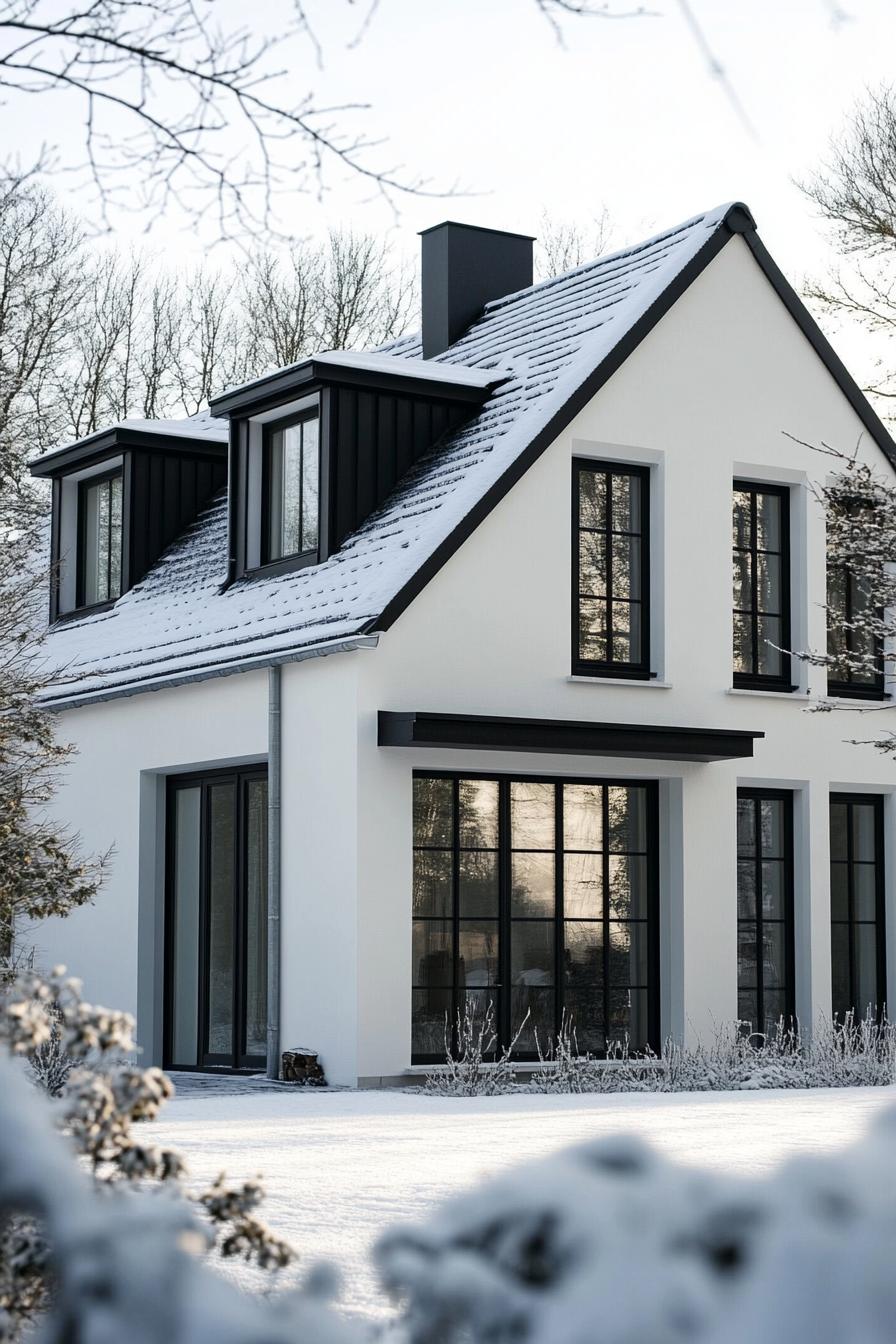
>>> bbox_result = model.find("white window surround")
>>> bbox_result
[244,393,319,573]
[56,454,124,617]
[570,438,667,683]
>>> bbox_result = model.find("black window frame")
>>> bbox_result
[76,466,124,611]
[411,770,660,1064]
[572,459,651,680]
[732,479,794,691]
[826,562,887,701]
[736,788,796,1038]
[830,792,887,1023]
[164,764,269,1074]
[259,407,321,570]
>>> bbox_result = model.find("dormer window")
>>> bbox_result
[78,469,123,607]
[30,422,228,622]
[262,411,319,564]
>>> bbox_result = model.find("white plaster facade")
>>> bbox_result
[31,235,896,1086]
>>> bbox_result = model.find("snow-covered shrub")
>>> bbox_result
[424,1001,528,1097]
[0,1056,358,1344]
[443,1011,896,1097]
[376,1108,896,1344]
[0,967,298,1338]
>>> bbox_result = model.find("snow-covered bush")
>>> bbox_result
[425,1003,896,1096]
[424,1001,529,1098]
[376,1109,896,1344]
[0,1055,358,1344]
[0,967,298,1338]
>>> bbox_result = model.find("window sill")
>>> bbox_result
[567,676,672,688]
[727,687,807,700]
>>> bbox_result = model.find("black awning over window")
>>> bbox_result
[378,712,763,763]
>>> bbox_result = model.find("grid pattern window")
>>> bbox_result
[262,411,320,564]
[827,562,885,698]
[830,795,886,1022]
[78,471,123,608]
[573,461,650,677]
[732,482,791,688]
[736,790,795,1038]
[412,774,658,1063]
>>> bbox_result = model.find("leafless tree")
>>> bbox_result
[535,208,614,279]
[0,1,653,244]
[802,85,896,410]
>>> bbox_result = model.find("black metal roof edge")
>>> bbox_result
[369,202,896,635]
[369,209,739,634]
[378,710,764,762]
[209,356,501,418]
[380,709,763,741]
[734,227,896,473]
[30,426,227,478]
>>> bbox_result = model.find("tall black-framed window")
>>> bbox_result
[77,469,123,608]
[830,794,886,1022]
[573,460,650,678]
[827,562,885,699]
[165,766,268,1072]
[261,409,320,565]
[412,773,659,1063]
[732,481,792,689]
[736,789,795,1037]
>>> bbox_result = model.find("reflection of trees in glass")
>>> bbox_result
[412,776,654,1060]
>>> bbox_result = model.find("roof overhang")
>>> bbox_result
[30,425,228,479]
[209,350,509,419]
[378,711,764,763]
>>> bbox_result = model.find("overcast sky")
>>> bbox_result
[12,0,896,370]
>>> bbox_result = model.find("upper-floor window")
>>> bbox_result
[78,470,123,608]
[262,410,320,565]
[732,481,791,689]
[827,560,885,698]
[573,461,650,678]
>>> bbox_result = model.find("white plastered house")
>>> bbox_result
[27,202,896,1085]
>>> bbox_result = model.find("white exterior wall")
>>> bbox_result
[32,673,268,1061]
[351,236,896,1081]
[34,235,896,1085]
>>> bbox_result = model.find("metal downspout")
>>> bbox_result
[266,664,282,1079]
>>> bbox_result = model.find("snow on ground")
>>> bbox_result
[144,1085,896,1323]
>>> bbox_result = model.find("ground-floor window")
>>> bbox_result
[736,789,795,1037]
[165,767,268,1071]
[411,773,659,1063]
[830,793,886,1022]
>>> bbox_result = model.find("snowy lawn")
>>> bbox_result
[145,1084,896,1323]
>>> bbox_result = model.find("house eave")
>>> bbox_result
[209,355,506,419]
[40,633,380,712]
[30,427,227,479]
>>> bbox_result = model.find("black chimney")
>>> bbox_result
[420,221,534,359]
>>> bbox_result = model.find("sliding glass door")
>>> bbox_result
[165,767,268,1071]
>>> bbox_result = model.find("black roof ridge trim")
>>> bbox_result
[479,204,746,316]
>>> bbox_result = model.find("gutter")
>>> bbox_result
[39,633,380,712]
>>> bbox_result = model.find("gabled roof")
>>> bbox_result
[36,201,896,707]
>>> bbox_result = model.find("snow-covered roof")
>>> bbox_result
[34,203,792,705]
[31,409,228,476]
